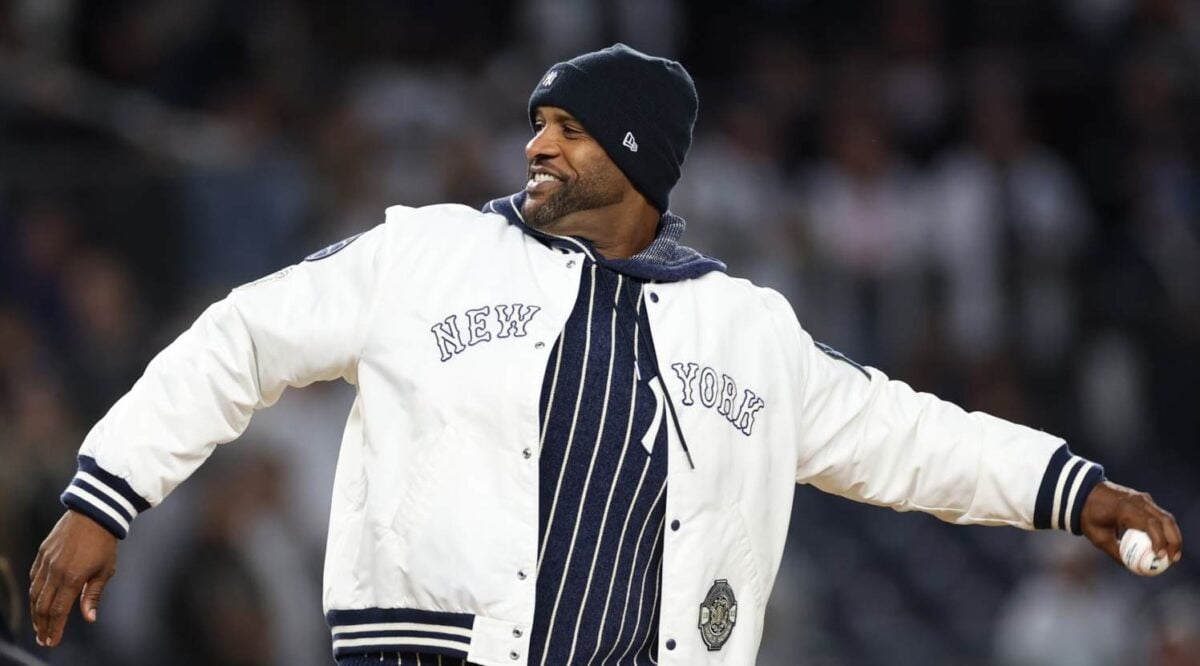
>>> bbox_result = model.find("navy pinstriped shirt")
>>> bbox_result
[528,259,669,665]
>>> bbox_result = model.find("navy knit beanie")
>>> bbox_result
[529,43,698,214]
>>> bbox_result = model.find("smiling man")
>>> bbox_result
[30,44,1182,666]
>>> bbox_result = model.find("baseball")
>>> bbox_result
[1120,529,1170,576]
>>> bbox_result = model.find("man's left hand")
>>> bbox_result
[1080,480,1183,568]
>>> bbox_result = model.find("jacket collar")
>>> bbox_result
[482,192,725,283]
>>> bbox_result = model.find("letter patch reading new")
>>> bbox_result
[431,303,541,361]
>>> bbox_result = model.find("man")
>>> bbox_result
[29,44,1182,666]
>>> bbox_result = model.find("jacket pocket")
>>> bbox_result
[727,498,767,612]
[387,423,460,544]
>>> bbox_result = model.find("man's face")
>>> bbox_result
[521,106,629,229]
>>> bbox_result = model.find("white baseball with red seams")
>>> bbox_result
[1120,528,1170,576]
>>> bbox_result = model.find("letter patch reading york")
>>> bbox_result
[669,362,765,436]
[431,303,541,361]
[698,579,737,651]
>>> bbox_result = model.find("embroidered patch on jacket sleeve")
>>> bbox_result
[305,232,364,262]
[814,341,870,380]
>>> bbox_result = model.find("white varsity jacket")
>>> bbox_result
[62,201,1103,665]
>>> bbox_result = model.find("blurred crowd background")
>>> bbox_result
[1,0,1198,664]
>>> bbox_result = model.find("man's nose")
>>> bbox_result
[525,129,560,162]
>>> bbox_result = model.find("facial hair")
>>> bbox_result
[524,166,625,230]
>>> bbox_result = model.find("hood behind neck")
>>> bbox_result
[481,192,725,282]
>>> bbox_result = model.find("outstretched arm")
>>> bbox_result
[786,310,1184,569]
[27,224,389,647]
[792,332,1099,530]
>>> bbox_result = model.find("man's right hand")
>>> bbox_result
[28,510,118,647]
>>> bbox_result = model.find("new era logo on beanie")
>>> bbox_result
[528,43,698,213]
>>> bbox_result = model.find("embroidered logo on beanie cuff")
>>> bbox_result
[623,132,639,152]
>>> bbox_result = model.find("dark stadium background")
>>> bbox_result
[1,1,1198,664]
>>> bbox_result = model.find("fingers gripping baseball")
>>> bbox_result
[1080,481,1184,568]
[29,511,118,647]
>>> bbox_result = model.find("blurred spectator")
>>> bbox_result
[881,0,951,161]
[1110,42,1200,463]
[0,557,46,665]
[4,202,80,350]
[993,532,1148,666]
[160,459,276,666]
[1145,587,1200,666]
[1119,47,1200,326]
[932,55,1091,376]
[180,80,312,296]
[309,96,395,244]
[798,67,932,367]
[739,36,820,170]
[1059,0,1133,43]
[2,0,73,63]
[517,0,604,62]
[342,63,475,208]
[60,250,149,422]
[756,551,843,666]
[158,452,320,666]
[673,96,798,301]
[1075,330,1149,463]
[0,309,43,402]
[611,0,681,61]
[240,383,354,553]
[0,372,80,578]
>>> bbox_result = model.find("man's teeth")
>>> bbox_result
[531,173,559,183]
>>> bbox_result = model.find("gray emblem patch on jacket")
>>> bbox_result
[698,579,738,650]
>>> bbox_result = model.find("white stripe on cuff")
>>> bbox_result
[332,623,472,638]
[1063,461,1096,533]
[331,637,469,652]
[1050,456,1084,531]
[75,471,138,519]
[64,485,131,533]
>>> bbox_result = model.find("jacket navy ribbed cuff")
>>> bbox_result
[1033,444,1105,535]
[59,455,151,539]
